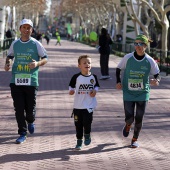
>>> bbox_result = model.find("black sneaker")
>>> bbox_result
[123,124,131,137]
[75,139,83,150]
[131,138,139,148]
[16,135,27,144]
[28,123,35,134]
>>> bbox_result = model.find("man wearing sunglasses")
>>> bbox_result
[116,34,160,148]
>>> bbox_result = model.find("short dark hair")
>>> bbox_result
[78,55,90,64]
[101,28,107,35]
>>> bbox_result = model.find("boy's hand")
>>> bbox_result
[69,90,75,95]
[90,90,96,97]
[116,82,122,89]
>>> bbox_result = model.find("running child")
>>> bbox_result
[69,55,100,150]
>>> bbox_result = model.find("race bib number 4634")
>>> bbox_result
[128,79,144,91]
[15,74,31,85]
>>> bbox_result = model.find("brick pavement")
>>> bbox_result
[0,39,170,170]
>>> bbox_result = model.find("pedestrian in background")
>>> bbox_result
[116,34,160,148]
[55,29,61,45]
[5,28,13,38]
[4,19,48,144]
[69,55,100,150]
[44,30,52,45]
[99,28,113,80]
[36,31,42,42]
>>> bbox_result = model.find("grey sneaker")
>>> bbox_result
[99,76,108,80]
[105,75,112,79]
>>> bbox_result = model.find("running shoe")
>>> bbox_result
[16,135,27,144]
[131,138,139,148]
[75,139,83,150]
[123,124,131,137]
[84,134,91,145]
[28,123,35,134]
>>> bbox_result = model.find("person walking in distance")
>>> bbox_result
[116,34,160,148]
[55,29,61,45]
[4,19,48,144]
[69,55,100,150]
[44,30,52,45]
[99,28,113,80]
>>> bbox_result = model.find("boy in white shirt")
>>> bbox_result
[69,55,100,150]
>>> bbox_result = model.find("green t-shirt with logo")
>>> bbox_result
[117,52,159,101]
[7,38,47,86]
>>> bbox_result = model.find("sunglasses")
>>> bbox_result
[134,42,146,46]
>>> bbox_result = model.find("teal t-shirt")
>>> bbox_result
[8,38,47,86]
[117,52,159,101]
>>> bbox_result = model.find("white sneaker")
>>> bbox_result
[100,75,112,80]
[105,75,112,79]
[99,76,107,80]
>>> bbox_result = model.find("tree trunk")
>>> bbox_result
[161,24,169,58]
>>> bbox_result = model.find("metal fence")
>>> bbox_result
[112,42,170,76]
[0,38,15,58]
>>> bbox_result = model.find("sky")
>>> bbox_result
[44,0,52,14]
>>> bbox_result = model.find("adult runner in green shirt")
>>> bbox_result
[4,19,48,144]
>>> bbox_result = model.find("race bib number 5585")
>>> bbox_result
[15,74,31,85]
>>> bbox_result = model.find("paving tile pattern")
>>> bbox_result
[0,39,170,170]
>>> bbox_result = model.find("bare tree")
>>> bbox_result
[141,0,170,57]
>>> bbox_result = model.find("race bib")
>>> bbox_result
[128,79,144,91]
[15,74,31,85]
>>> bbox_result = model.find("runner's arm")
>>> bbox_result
[4,56,13,71]
[116,68,121,83]
[153,73,161,82]
[37,58,48,66]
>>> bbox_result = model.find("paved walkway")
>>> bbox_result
[0,39,170,170]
